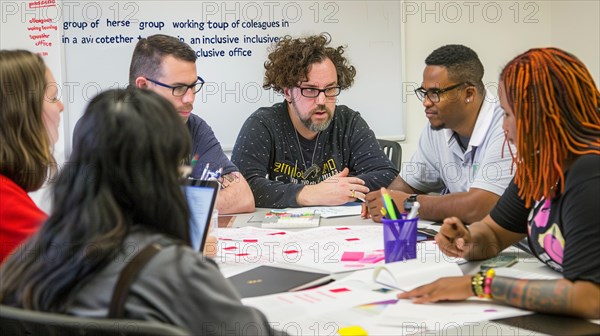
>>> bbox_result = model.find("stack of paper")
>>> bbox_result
[242,259,466,335]
[278,205,363,218]
[261,210,321,228]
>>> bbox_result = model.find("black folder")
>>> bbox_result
[228,265,332,298]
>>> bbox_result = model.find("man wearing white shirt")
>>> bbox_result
[364,45,514,223]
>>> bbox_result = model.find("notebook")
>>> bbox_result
[182,179,219,252]
[228,265,332,298]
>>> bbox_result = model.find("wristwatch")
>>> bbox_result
[403,194,418,212]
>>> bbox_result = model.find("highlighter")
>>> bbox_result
[381,188,397,220]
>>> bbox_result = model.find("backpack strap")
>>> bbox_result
[108,237,174,319]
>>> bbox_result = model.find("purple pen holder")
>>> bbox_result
[382,214,418,263]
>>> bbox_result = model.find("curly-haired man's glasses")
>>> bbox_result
[299,86,341,98]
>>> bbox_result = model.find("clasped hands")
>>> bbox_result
[297,168,369,206]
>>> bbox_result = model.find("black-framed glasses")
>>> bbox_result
[414,82,467,103]
[299,86,342,98]
[145,76,205,97]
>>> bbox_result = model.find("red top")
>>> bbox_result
[0,175,46,263]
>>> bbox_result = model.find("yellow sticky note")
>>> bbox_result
[337,325,368,336]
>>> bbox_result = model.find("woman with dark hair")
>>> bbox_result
[0,89,282,335]
[397,48,600,318]
[0,50,64,262]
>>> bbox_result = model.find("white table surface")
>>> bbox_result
[216,209,598,336]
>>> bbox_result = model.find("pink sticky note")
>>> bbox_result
[359,255,385,264]
[330,287,351,293]
[341,251,365,261]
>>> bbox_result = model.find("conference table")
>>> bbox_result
[213,208,599,336]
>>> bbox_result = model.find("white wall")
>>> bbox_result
[56,1,406,152]
[549,1,599,83]
[399,0,599,162]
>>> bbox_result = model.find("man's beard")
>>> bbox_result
[291,100,333,132]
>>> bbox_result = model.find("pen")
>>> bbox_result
[200,163,210,180]
[407,201,420,219]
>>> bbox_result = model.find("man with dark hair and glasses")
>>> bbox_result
[232,33,398,208]
[364,44,514,223]
[129,34,254,214]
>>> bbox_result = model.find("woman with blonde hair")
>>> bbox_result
[0,50,63,262]
[398,48,600,319]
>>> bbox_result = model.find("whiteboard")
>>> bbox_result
[1,0,66,163]
[4,0,404,153]
[1,0,66,212]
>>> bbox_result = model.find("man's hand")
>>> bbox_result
[435,216,472,258]
[362,188,409,222]
[297,168,369,206]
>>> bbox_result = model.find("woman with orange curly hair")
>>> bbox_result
[397,48,600,318]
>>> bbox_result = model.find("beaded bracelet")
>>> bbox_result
[471,271,485,298]
[483,268,496,299]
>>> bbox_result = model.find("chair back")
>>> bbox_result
[378,139,402,170]
[0,304,189,336]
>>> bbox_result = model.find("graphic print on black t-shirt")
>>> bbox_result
[273,158,340,185]
[528,199,565,272]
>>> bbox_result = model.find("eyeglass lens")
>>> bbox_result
[301,87,341,98]
[415,89,440,103]
[173,82,203,96]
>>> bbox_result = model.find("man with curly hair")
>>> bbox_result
[364,44,514,223]
[232,33,398,208]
